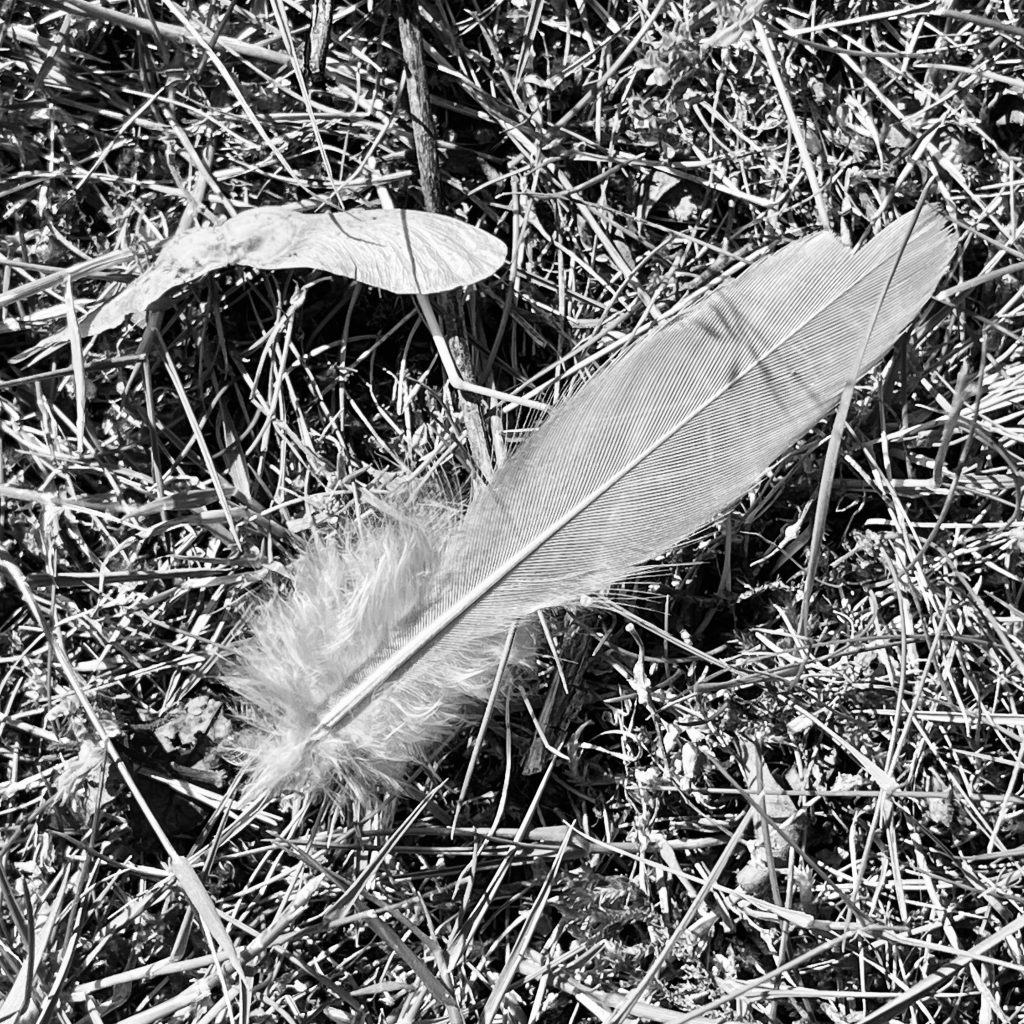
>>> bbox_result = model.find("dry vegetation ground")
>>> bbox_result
[2,1,1024,1022]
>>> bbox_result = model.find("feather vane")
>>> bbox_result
[227,209,956,798]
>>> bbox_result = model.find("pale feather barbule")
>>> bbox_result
[227,208,956,798]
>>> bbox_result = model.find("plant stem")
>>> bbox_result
[397,0,494,479]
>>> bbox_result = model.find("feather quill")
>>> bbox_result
[227,209,956,798]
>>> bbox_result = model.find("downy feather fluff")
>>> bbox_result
[226,209,956,798]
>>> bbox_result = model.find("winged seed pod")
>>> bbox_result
[226,208,956,799]
[76,206,508,340]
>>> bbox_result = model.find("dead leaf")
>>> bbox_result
[78,206,507,338]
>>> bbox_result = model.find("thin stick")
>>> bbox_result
[397,1,495,478]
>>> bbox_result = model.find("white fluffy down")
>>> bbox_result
[225,507,521,798]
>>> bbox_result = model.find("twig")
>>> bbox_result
[397,0,495,478]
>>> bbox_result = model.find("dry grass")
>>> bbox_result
[2,1,1023,1022]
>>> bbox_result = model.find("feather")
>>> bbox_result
[226,208,956,799]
